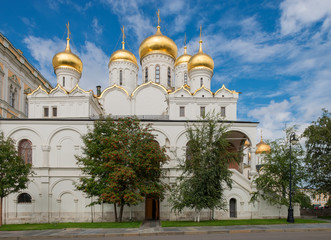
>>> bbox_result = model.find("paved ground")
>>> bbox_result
[0,222,330,239]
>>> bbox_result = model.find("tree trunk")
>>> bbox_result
[0,197,3,227]
[119,204,124,222]
[114,203,118,222]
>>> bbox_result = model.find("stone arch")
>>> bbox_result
[47,127,83,146]
[7,127,43,144]
[151,127,171,147]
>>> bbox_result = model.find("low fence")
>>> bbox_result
[301,208,331,217]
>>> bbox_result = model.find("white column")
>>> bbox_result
[250,147,257,176]
[42,145,51,167]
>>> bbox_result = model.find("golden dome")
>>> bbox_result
[175,46,191,67]
[139,26,178,61]
[187,39,214,72]
[256,137,271,154]
[244,140,250,147]
[109,44,138,68]
[52,37,83,74]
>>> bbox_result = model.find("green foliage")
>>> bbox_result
[293,192,311,209]
[0,131,32,226]
[251,128,305,206]
[170,113,240,214]
[0,131,32,198]
[76,117,168,222]
[303,109,331,195]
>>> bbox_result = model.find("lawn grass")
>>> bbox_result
[161,218,328,227]
[0,221,142,231]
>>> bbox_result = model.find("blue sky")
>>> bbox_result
[1,0,330,141]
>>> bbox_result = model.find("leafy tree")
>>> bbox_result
[170,113,240,221]
[76,117,168,222]
[0,131,32,227]
[303,109,331,195]
[251,128,305,207]
[293,192,312,209]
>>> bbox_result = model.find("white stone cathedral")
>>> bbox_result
[0,21,300,224]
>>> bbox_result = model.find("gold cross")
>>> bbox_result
[200,25,202,41]
[157,9,161,26]
[121,26,125,42]
[66,21,71,40]
[184,32,187,46]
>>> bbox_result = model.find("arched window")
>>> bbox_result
[18,139,32,164]
[200,78,203,87]
[167,67,171,87]
[119,70,123,85]
[17,193,32,203]
[155,65,160,83]
[145,67,148,83]
[63,77,65,87]
[184,72,188,85]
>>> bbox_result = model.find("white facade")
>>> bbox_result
[0,27,300,223]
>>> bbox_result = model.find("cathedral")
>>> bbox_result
[0,19,300,223]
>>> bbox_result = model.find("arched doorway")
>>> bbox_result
[230,198,237,218]
[145,197,159,220]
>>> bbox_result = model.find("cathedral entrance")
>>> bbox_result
[230,198,237,218]
[145,197,159,220]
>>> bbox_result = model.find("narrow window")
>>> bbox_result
[180,106,185,117]
[200,106,205,117]
[119,70,123,85]
[167,67,171,87]
[44,107,49,117]
[221,106,226,117]
[18,139,32,164]
[17,193,32,203]
[184,72,188,85]
[200,78,203,87]
[52,107,57,117]
[155,65,160,83]
[145,67,148,83]
[63,77,65,87]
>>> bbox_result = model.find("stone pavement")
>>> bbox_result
[0,222,331,239]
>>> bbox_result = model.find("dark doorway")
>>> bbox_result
[145,197,159,220]
[230,198,237,218]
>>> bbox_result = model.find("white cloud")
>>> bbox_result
[79,41,109,91]
[92,18,103,35]
[102,0,154,43]
[280,0,331,35]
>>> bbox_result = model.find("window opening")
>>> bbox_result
[44,107,49,117]
[119,70,123,85]
[155,65,160,83]
[167,67,171,86]
[145,67,148,83]
[200,106,205,117]
[17,193,32,203]
[18,139,32,164]
[180,106,185,117]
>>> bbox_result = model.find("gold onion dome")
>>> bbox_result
[139,26,178,61]
[175,46,191,67]
[109,26,138,68]
[187,39,214,72]
[52,36,83,74]
[256,137,271,154]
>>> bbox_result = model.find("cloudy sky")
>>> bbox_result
[1,0,330,142]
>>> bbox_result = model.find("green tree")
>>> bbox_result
[303,109,331,195]
[251,128,305,207]
[76,117,168,222]
[170,113,240,221]
[0,131,32,227]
